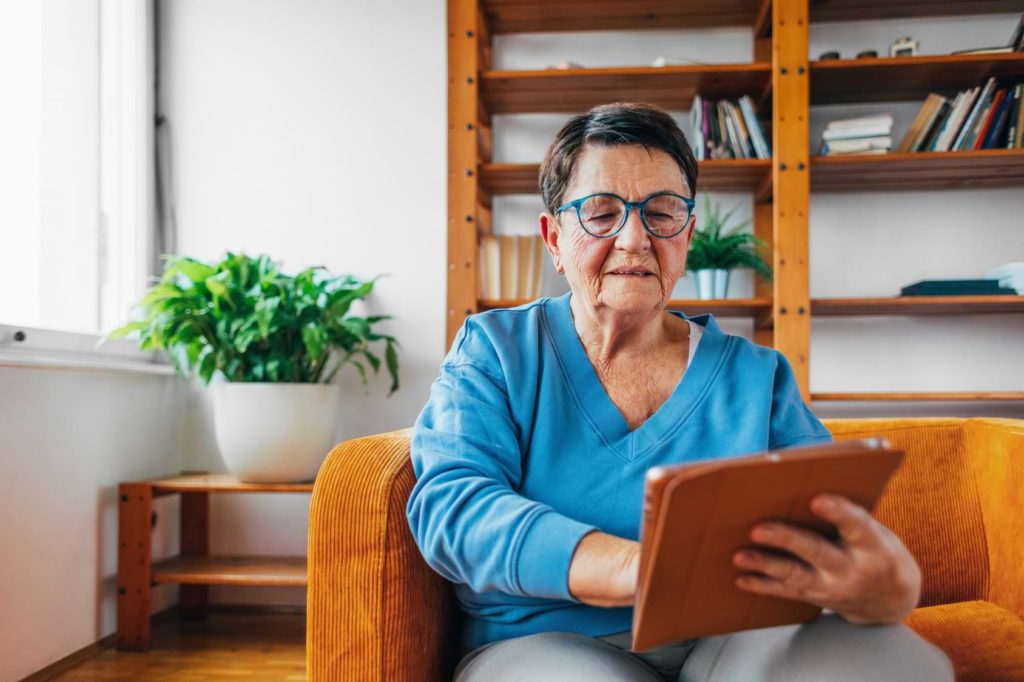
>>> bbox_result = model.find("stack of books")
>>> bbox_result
[479,234,546,300]
[900,279,1017,297]
[897,78,1024,152]
[691,95,771,161]
[819,114,893,156]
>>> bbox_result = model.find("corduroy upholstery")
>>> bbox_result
[307,418,1024,681]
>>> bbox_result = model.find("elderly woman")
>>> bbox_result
[406,103,953,681]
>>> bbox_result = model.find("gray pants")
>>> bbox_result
[453,613,954,681]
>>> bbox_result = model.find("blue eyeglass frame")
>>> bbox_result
[554,192,696,239]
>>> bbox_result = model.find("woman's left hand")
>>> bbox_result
[732,493,922,625]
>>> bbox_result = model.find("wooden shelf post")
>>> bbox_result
[447,0,484,350]
[179,491,210,619]
[117,483,153,652]
[772,0,813,400]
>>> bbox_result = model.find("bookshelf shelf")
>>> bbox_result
[808,0,1024,23]
[480,0,766,34]
[478,297,773,317]
[480,159,772,196]
[809,52,1024,105]
[152,555,307,587]
[481,63,771,114]
[810,149,1024,191]
[812,392,1024,401]
[811,295,1024,316]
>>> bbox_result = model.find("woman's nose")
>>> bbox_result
[614,208,652,250]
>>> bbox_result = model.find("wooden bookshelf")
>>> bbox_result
[448,0,1024,401]
[480,159,772,196]
[810,52,1024,105]
[481,63,772,114]
[812,295,1024,316]
[811,149,1024,192]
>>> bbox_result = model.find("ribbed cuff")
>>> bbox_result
[513,510,598,602]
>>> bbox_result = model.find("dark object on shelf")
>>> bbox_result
[819,50,841,60]
[856,50,878,59]
[900,279,1018,296]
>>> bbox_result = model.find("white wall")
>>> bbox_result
[0,367,188,681]
[159,0,447,606]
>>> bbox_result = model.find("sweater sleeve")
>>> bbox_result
[405,320,599,602]
[768,350,834,449]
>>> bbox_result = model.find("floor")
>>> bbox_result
[52,613,306,681]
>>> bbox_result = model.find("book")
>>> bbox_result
[1016,83,1024,148]
[498,235,517,299]
[1007,84,1022,149]
[983,88,1013,149]
[910,96,948,151]
[900,279,1018,296]
[897,94,942,152]
[951,46,1014,55]
[738,96,771,158]
[937,87,980,151]
[822,136,892,155]
[822,122,893,141]
[479,236,501,300]
[917,100,951,152]
[973,88,1007,150]
[691,94,705,161]
[822,113,893,132]
[953,78,996,150]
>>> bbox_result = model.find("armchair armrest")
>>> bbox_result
[966,418,1024,618]
[307,429,461,681]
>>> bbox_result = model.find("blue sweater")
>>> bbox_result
[406,293,833,651]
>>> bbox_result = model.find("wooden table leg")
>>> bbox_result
[179,491,210,619]
[117,483,153,651]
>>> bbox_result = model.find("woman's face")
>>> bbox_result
[539,144,695,316]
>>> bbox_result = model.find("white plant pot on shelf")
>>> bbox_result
[211,382,341,483]
[694,268,730,300]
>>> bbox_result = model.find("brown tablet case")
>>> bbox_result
[630,437,903,652]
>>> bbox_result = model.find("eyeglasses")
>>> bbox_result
[555,192,695,239]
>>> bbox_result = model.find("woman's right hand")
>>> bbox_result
[567,531,642,608]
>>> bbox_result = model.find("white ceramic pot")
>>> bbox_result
[211,382,342,483]
[694,269,731,300]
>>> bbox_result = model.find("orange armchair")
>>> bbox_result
[307,418,1024,681]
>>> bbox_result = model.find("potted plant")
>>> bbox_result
[685,197,773,300]
[107,252,399,482]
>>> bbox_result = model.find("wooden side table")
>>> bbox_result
[116,473,313,651]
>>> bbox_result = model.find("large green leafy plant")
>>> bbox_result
[108,252,399,391]
[686,197,773,281]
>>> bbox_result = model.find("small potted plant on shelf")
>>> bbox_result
[107,251,399,483]
[686,197,773,300]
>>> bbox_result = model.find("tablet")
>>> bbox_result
[631,437,903,652]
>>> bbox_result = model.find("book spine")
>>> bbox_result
[953,79,994,150]
[983,89,1013,149]
[928,91,963,151]
[1004,84,1021,149]
[973,89,1006,150]
[739,97,769,158]
[918,101,950,152]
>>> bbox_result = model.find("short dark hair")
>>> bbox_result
[539,102,698,215]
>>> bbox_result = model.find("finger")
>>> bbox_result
[733,549,818,590]
[734,572,820,605]
[811,494,880,548]
[749,522,847,571]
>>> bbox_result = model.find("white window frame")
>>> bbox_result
[0,0,169,374]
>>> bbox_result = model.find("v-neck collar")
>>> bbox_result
[542,292,731,463]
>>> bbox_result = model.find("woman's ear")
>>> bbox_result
[539,213,565,274]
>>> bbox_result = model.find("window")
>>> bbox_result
[0,0,157,341]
